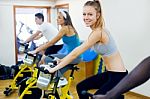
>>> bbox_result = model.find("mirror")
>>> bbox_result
[14,4,69,63]
[14,6,51,62]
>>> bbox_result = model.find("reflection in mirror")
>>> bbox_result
[14,6,50,62]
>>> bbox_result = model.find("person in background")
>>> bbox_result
[31,10,82,72]
[41,0,127,99]
[25,13,63,56]
[92,56,150,99]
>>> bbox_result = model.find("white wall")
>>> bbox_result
[56,0,150,97]
[0,4,16,65]
[101,0,150,96]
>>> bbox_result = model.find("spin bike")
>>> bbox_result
[18,56,79,99]
[3,43,41,96]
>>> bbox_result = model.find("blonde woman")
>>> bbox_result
[42,1,128,99]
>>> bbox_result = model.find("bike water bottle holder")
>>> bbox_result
[36,64,55,90]
[23,53,35,66]
[19,43,29,53]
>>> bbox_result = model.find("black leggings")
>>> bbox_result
[106,56,150,99]
[76,70,128,99]
[44,44,63,56]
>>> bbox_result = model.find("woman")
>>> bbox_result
[31,11,81,66]
[42,0,127,99]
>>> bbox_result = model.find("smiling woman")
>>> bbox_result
[41,1,128,99]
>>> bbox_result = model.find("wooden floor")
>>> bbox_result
[0,62,149,99]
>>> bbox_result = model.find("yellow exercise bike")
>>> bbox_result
[4,43,41,96]
[18,56,79,99]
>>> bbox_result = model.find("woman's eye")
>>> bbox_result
[89,14,93,16]
[83,13,86,16]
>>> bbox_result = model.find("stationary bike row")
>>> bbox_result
[4,43,41,96]
[18,56,79,99]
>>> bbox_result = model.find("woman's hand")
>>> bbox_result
[39,55,46,64]
[56,58,62,64]
[40,64,55,73]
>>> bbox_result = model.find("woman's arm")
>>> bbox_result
[50,30,102,73]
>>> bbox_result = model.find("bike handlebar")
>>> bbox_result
[36,66,50,74]
[81,90,93,98]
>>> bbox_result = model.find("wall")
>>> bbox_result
[56,0,150,97]
[101,0,150,96]
[0,4,15,65]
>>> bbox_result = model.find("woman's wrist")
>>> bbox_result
[47,66,57,73]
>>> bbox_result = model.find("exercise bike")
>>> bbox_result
[18,56,79,99]
[3,43,41,96]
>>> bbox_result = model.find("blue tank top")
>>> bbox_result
[92,29,118,57]
[62,34,80,54]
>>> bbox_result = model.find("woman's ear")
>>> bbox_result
[96,12,100,19]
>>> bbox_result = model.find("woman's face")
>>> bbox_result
[57,12,65,25]
[83,6,98,27]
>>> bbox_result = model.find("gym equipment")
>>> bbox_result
[16,21,36,53]
[18,66,41,99]
[19,43,29,54]
[94,55,105,74]
[36,64,55,90]
[3,47,41,96]
[82,48,98,62]
[18,56,79,99]
[39,64,79,99]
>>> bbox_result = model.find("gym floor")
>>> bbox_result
[0,62,149,99]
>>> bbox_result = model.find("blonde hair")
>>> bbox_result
[84,0,105,30]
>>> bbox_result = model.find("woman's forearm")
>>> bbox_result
[53,50,78,72]
[53,46,84,72]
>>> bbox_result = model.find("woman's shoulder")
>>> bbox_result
[93,28,104,35]
[62,25,71,29]
[61,26,70,32]
[94,28,110,36]
[60,26,68,32]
